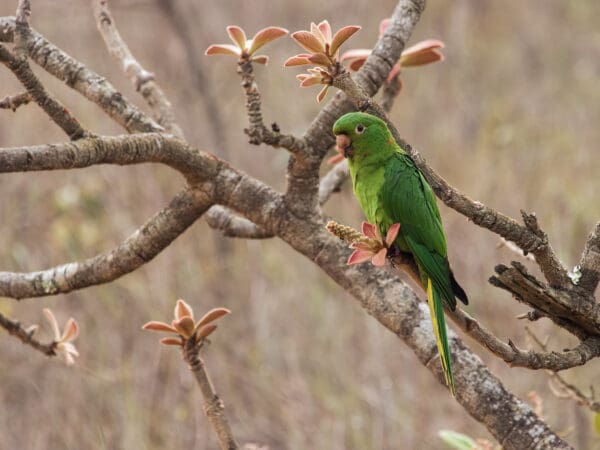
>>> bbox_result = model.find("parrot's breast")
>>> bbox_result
[351,165,386,225]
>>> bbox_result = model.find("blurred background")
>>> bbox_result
[1,0,599,448]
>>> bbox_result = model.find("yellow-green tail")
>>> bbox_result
[426,278,455,396]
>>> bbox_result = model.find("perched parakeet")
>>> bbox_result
[333,112,468,395]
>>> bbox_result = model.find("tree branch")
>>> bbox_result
[0,134,213,184]
[285,0,424,217]
[237,60,307,153]
[0,188,211,299]
[490,262,600,336]
[0,0,582,446]
[0,91,31,110]
[0,44,90,140]
[0,16,162,133]
[183,336,239,450]
[331,63,572,291]
[579,221,600,294]
[519,210,571,288]
[15,0,30,23]
[318,159,349,205]
[525,328,600,413]
[450,308,600,371]
[282,220,571,449]
[380,72,402,112]
[0,311,56,356]
[205,206,273,239]
[93,0,184,138]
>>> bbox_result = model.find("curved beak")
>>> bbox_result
[335,134,354,159]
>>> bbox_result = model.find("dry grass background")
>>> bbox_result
[0,0,599,449]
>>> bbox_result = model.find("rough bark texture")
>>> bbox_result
[1,0,595,448]
[183,338,239,450]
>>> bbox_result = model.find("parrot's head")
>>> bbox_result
[332,112,392,163]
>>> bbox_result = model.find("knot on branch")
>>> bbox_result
[204,395,226,416]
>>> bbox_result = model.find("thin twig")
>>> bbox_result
[237,60,307,153]
[448,307,600,371]
[93,0,184,138]
[0,311,56,356]
[0,91,31,111]
[15,0,30,26]
[579,221,600,294]
[525,327,600,413]
[0,16,162,133]
[183,336,239,450]
[0,44,90,140]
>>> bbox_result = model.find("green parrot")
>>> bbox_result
[332,112,468,395]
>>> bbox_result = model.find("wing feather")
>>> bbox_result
[379,154,456,309]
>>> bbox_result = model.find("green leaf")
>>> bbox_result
[594,412,600,437]
[439,430,476,450]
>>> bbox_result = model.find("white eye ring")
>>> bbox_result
[355,124,365,134]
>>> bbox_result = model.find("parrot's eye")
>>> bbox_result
[355,124,365,134]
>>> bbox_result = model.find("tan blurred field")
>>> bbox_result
[1,1,599,449]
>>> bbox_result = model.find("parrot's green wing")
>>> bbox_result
[379,154,456,310]
[379,153,456,395]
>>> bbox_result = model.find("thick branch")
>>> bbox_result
[93,0,184,138]
[271,216,570,449]
[490,262,600,336]
[0,134,214,184]
[0,16,161,133]
[0,188,211,299]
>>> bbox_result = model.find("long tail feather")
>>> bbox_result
[426,278,455,396]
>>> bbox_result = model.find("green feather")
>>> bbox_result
[427,279,455,396]
[333,112,467,395]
